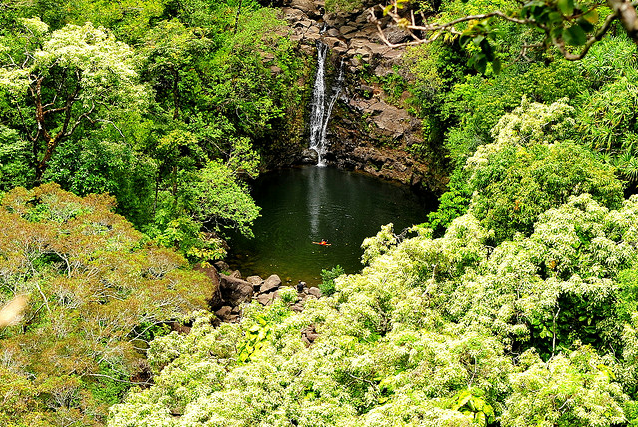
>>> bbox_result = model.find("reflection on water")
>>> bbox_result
[227,166,434,285]
[307,166,328,237]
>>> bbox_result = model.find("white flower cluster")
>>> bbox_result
[109,189,638,426]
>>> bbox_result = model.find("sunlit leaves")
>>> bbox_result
[459,19,501,74]
[0,19,147,180]
[449,388,495,425]
[466,97,623,242]
[502,348,627,426]
[193,159,260,237]
[557,0,574,16]
[111,191,638,426]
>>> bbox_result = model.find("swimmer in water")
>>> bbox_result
[312,239,331,246]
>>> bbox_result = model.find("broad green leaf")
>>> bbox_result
[584,8,599,23]
[564,25,587,45]
[548,11,563,24]
[492,57,502,74]
[452,389,473,410]
[476,412,486,424]
[480,40,494,61]
[557,0,574,16]
[530,5,546,19]
[577,17,595,32]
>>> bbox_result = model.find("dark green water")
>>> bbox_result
[227,166,433,284]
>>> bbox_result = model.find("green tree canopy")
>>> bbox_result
[0,183,214,425]
[108,191,638,425]
[0,19,146,181]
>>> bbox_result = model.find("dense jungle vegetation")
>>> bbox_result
[1,0,638,425]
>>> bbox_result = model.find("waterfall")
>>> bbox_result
[309,42,327,164]
[309,41,344,167]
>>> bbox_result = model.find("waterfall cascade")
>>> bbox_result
[309,41,344,167]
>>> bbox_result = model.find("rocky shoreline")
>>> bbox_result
[198,261,323,323]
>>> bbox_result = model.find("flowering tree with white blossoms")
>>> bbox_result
[109,192,638,426]
[0,18,146,182]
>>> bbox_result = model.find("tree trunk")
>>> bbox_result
[172,68,180,120]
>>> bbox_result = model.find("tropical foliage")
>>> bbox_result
[0,1,305,260]
[2,0,638,425]
[110,190,638,426]
[0,184,214,425]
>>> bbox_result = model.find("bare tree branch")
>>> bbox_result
[607,0,638,42]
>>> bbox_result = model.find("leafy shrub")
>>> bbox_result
[0,183,213,424]
[279,287,298,304]
[320,265,345,296]
[111,194,638,426]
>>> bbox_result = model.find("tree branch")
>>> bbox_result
[86,373,153,387]
[607,0,638,43]
[10,94,34,142]
[371,6,534,48]
[373,0,636,61]
[550,11,618,60]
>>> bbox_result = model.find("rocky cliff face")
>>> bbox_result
[279,0,446,193]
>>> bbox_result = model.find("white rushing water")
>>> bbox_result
[309,42,344,167]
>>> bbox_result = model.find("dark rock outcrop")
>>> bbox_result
[214,260,230,272]
[300,148,319,164]
[206,261,328,322]
[215,306,233,321]
[301,324,319,346]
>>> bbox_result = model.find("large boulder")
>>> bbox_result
[255,290,281,306]
[307,287,322,298]
[193,264,223,309]
[289,0,320,18]
[215,306,233,321]
[246,275,264,292]
[219,274,254,306]
[260,274,282,294]
[246,275,263,285]
[256,292,274,306]
[214,260,230,272]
